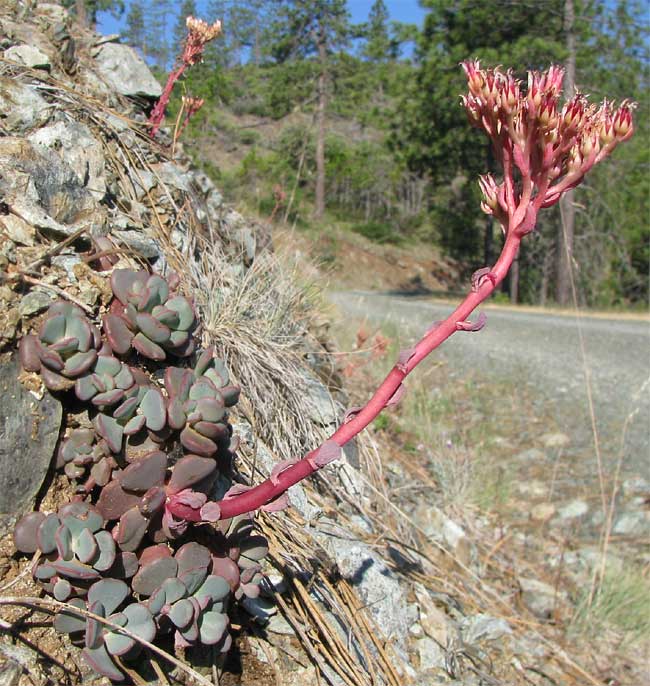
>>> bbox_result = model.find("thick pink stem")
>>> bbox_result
[167,501,201,521]
[148,65,187,137]
[215,228,526,520]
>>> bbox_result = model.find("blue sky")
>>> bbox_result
[98,1,427,38]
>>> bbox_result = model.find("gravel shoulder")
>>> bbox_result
[328,291,650,481]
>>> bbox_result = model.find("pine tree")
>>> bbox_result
[271,0,351,218]
[66,0,124,28]
[145,0,173,68]
[174,0,198,53]
[363,0,390,63]
[124,0,146,57]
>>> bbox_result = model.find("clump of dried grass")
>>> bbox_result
[186,224,331,461]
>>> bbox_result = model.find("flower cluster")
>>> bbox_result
[461,60,635,235]
[184,17,222,65]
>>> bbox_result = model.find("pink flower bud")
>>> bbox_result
[538,94,558,129]
[579,133,599,158]
[461,94,483,128]
[462,60,484,97]
[560,97,584,138]
[499,72,520,113]
[613,100,635,139]
[567,145,583,173]
[599,116,615,144]
[478,174,499,213]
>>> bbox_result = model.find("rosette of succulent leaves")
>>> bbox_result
[14,269,269,680]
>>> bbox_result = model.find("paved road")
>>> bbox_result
[329,291,650,482]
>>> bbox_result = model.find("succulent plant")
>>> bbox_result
[13,502,138,600]
[13,268,269,682]
[93,367,167,454]
[103,269,197,361]
[19,301,100,390]
[96,451,221,551]
[75,353,135,408]
[54,578,155,681]
[56,428,116,488]
[166,347,240,457]
[212,513,269,602]
[135,542,232,651]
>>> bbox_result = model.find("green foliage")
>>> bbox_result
[66,0,125,26]
[173,0,197,50]
[571,561,650,645]
[362,0,391,63]
[138,0,648,306]
[351,221,404,245]
[270,0,351,63]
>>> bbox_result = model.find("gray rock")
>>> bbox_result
[461,614,512,644]
[514,447,546,462]
[541,432,571,449]
[313,519,409,649]
[266,614,295,636]
[417,636,447,671]
[0,659,21,686]
[93,43,162,98]
[51,254,82,281]
[78,284,101,307]
[414,584,455,646]
[414,504,474,566]
[622,476,650,498]
[613,511,650,536]
[0,239,16,264]
[18,289,54,317]
[29,119,107,200]
[4,44,50,69]
[242,596,277,622]
[95,110,130,134]
[518,577,565,619]
[193,171,216,194]
[112,230,162,260]
[0,214,34,246]
[0,356,62,514]
[0,137,97,230]
[206,188,224,213]
[33,3,69,23]
[128,168,156,199]
[557,499,589,521]
[0,77,51,132]
[152,161,192,192]
[299,369,339,426]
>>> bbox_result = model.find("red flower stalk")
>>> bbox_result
[148,16,221,138]
[207,62,635,521]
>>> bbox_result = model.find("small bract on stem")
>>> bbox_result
[211,61,635,520]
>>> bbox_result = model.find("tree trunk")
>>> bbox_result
[556,0,576,304]
[75,0,88,27]
[510,245,520,303]
[314,25,327,220]
[484,216,494,268]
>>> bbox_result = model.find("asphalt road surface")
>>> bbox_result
[329,291,650,483]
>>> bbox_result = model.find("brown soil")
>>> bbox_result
[276,227,460,295]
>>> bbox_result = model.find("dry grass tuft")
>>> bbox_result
[187,226,331,460]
